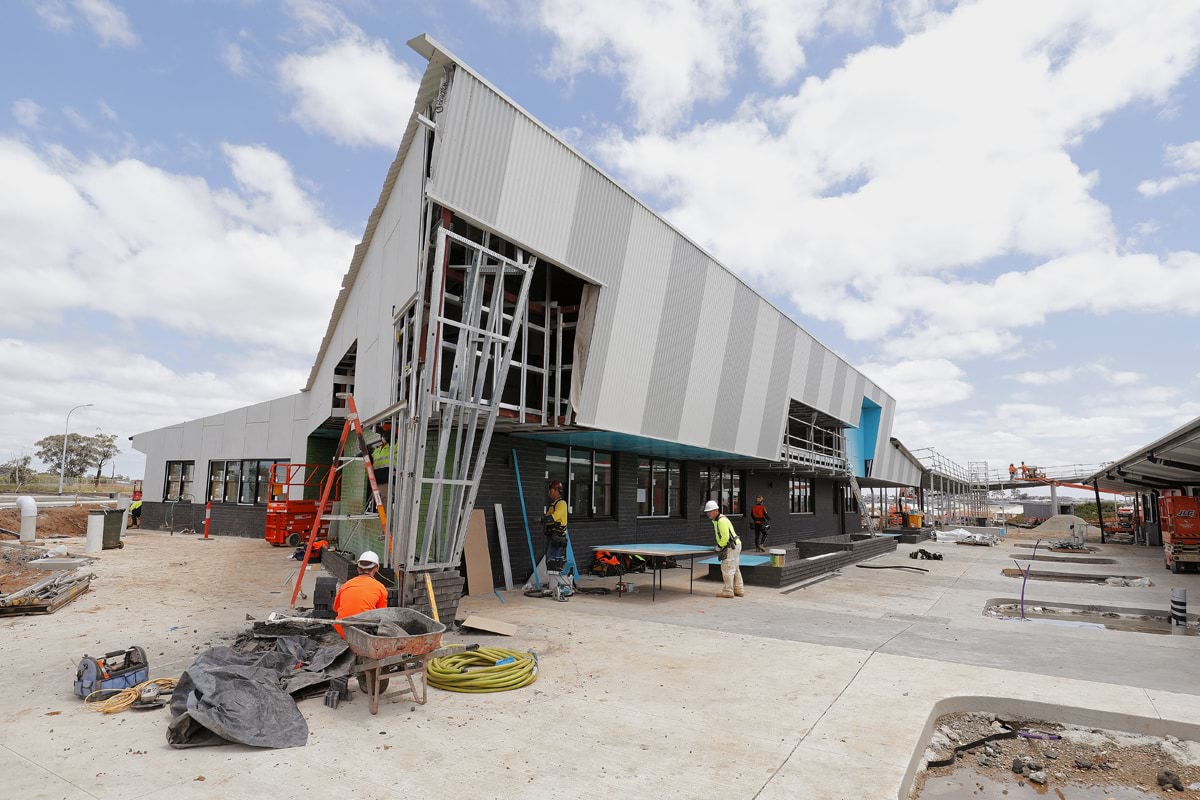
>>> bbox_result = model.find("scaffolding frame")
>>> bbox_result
[383,224,536,573]
[911,447,989,526]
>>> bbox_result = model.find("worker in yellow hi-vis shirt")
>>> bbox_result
[542,480,570,601]
[704,500,743,598]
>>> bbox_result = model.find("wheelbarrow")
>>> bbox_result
[339,608,445,715]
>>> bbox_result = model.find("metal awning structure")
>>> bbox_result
[1086,415,1200,492]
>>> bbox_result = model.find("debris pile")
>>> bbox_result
[916,712,1200,797]
[1033,514,1100,537]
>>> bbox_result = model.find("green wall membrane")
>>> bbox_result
[414,429,459,563]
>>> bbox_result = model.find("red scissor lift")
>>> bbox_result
[264,463,339,547]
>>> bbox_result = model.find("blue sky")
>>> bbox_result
[2,0,1199,494]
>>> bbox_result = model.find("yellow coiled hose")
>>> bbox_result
[426,646,537,693]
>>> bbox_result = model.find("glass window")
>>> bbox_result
[637,458,651,516]
[593,452,612,517]
[207,459,285,505]
[545,446,569,496]
[208,461,225,503]
[569,450,590,517]
[843,486,858,513]
[164,461,194,502]
[790,477,813,514]
[667,461,681,517]
[637,457,681,517]
[256,461,272,504]
[223,460,241,503]
[700,465,745,515]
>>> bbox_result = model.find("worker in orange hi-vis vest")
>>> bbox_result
[333,550,388,638]
[750,496,771,553]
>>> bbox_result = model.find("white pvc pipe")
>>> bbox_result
[15,496,36,542]
[85,511,104,553]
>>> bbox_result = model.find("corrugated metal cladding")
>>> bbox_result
[424,52,900,465]
[640,239,708,441]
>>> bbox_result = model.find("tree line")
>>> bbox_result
[2,433,121,491]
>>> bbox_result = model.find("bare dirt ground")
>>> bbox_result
[0,546,46,593]
[0,505,109,538]
[914,711,1200,797]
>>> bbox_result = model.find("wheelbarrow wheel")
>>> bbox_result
[357,673,390,694]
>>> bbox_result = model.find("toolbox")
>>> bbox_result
[74,646,149,699]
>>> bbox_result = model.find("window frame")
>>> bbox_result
[544,447,615,518]
[637,456,682,518]
[163,460,196,502]
[841,485,858,513]
[206,458,288,506]
[789,476,814,514]
[699,464,746,516]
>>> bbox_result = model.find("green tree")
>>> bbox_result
[89,433,120,487]
[34,433,95,480]
[1,455,33,490]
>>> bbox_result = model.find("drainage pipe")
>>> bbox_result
[16,496,37,542]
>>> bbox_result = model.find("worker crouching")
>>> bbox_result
[333,550,388,637]
[704,500,743,598]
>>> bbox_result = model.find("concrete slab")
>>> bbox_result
[5,532,1200,799]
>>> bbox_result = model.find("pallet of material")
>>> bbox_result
[0,572,92,616]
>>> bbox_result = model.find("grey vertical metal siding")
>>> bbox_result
[758,318,796,457]
[641,240,708,441]
[407,42,906,465]
[431,72,518,226]
[709,284,759,452]
[584,207,675,432]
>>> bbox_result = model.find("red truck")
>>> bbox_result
[1160,495,1200,574]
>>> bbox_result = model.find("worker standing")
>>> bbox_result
[1008,463,1016,481]
[542,480,570,601]
[332,550,388,638]
[750,495,771,552]
[704,500,743,598]
[1020,461,1028,479]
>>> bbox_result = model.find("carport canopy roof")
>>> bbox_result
[1086,414,1200,493]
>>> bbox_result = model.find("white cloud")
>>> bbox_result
[12,99,43,129]
[96,99,118,121]
[62,105,91,132]
[591,0,1200,355]
[278,37,420,148]
[857,357,972,409]
[0,137,355,355]
[74,0,136,47]
[0,338,308,475]
[223,42,250,76]
[31,0,74,31]
[31,0,137,46]
[521,0,890,129]
[1012,368,1073,386]
[1138,140,1200,196]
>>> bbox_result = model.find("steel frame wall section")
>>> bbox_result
[386,225,535,572]
[912,446,981,527]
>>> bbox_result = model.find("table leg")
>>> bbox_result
[689,557,694,594]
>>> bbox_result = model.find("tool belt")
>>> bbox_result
[74,646,149,699]
[717,536,739,560]
[543,515,567,547]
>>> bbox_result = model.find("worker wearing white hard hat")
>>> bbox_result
[704,500,744,598]
[332,549,388,637]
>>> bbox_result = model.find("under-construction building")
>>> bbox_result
[131,35,926,589]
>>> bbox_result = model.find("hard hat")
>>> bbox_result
[548,480,564,492]
[358,550,380,567]
[702,500,720,513]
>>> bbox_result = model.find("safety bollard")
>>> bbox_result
[200,501,214,541]
[1171,587,1187,632]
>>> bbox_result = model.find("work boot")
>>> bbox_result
[734,589,745,597]
[717,591,735,598]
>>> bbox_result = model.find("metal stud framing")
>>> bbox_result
[386,225,535,572]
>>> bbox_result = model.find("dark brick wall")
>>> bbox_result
[138,500,267,539]
[472,435,859,590]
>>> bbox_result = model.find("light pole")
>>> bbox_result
[57,404,93,495]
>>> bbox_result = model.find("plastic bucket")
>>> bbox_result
[769,548,786,567]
